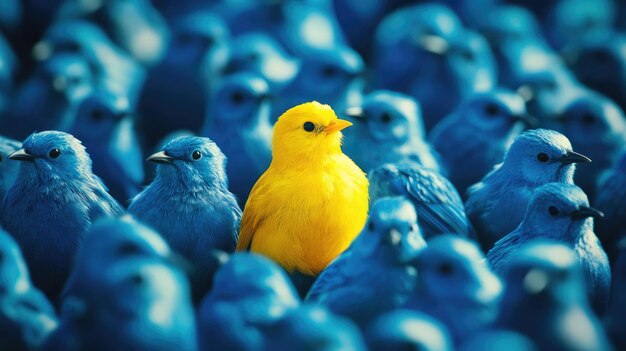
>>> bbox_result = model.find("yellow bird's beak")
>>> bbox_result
[324,119,353,134]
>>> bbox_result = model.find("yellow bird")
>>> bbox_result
[236,101,369,276]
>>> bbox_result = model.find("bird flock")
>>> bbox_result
[0,0,625,350]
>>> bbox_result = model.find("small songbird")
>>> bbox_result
[306,197,425,327]
[0,136,21,201]
[202,72,273,206]
[488,183,610,314]
[129,136,241,300]
[495,241,612,351]
[236,102,369,287]
[365,310,453,351]
[368,163,474,240]
[465,129,591,251]
[342,90,442,173]
[595,151,626,263]
[1,131,124,299]
[429,89,530,195]
[404,235,502,346]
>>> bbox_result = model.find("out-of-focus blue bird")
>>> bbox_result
[34,20,145,106]
[606,239,626,350]
[373,4,496,130]
[368,163,474,240]
[342,90,442,173]
[459,330,537,351]
[404,235,502,346]
[45,259,197,351]
[595,151,626,263]
[202,72,272,206]
[465,129,590,251]
[261,305,367,351]
[56,0,170,65]
[478,5,543,46]
[439,0,499,27]
[197,253,299,351]
[152,0,217,24]
[1,131,124,299]
[0,0,20,35]
[0,229,58,351]
[494,241,612,351]
[271,45,364,119]
[69,90,143,204]
[129,136,241,299]
[1,54,93,139]
[365,310,453,351]
[0,136,21,201]
[306,197,425,327]
[430,89,530,195]
[550,92,626,202]
[0,33,17,118]
[225,32,299,93]
[488,183,610,314]
[137,11,230,150]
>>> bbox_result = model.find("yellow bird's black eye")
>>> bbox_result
[303,122,315,132]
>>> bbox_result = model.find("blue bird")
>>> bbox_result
[0,0,20,35]
[261,305,367,351]
[44,259,197,351]
[0,136,21,201]
[342,90,442,173]
[478,5,543,49]
[1,54,93,139]
[550,92,626,202]
[56,0,170,65]
[368,163,474,240]
[202,72,272,206]
[197,253,299,351]
[595,151,626,263]
[606,239,626,350]
[494,240,612,351]
[69,90,144,204]
[459,330,537,351]
[128,136,241,299]
[137,11,230,150]
[404,235,502,346]
[465,129,591,251]
[271,45,364,120]
[1,131,124,299]
[306,197,425,328]
[365,310,453,351]
[430,89,530,195]
[0,32,17,118]
[0,229,58,351]
[488,183,610,314]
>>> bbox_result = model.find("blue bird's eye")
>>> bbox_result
[437,262,454,276]
[192,150,202,160]
[485,103,499,117]
[582,113,595,125]
[49,148,61,159]
[368,221,375,231]
[91,110,104,121]
[303,122,315,132]
[536,153,549,163]
[231,91,245,104]
[548,206,559,216]
[381,113,392,123]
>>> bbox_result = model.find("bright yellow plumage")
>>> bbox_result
[237,101,369,276]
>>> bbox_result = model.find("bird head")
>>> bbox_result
[208,72,271,127]
[70,90,133,141]
[345,90,424,144]
[554,93,626,143]
[271,101,352,164]
[34,53,94,102]
[0,229,31,296]
[462,89,532,134]
[148,136,228,189]
[171,12,229,66]
[521,183,602,241]
[10,131,93,183]
[365,310,452,351]
[295,46,363,97]
[501,129,590,184]
[353,197,425,263]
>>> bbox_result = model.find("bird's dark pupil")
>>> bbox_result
[548,206,560,216]
[537,153,549,163]
[0,155,3,162]
[485,104,499,116]
[130,275,144,285]
[381,113,392,123]
[192,151,202,160]
[49,148,61,158]
[303,122,315,132]
[368,221,374,231]
[91,110,104,121]
[323,66,337,77]
[438,263,454,275]
[582,113,595,124]
[231,92,245,104]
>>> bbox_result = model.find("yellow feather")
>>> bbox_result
[237,101,369,276]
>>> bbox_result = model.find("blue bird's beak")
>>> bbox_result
[571,206,604,220]
[9,149,35,162]
[147,151,174,164]
[559,151,592,164]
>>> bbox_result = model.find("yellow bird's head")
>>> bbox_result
[272,101,352,164]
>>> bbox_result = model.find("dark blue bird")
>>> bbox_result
[365,310,454,351]
[494,240,612,351]
[202,72,272,206]
[369,163,474,240]
[1,131,124,299]
[488,183,610,314]
[0,136,21,201]
[430,89,530,195]
[404,235,502,346]
[129,136,241,299]
[595,151,626,263]
[306,197,425,328]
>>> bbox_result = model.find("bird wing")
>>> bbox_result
[88,180,126,221]
[305,253,353,302]
[486,232,522,275]
[236,171,271,251]
[108,122,145,184]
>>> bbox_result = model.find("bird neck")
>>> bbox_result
[270,145,344,172]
